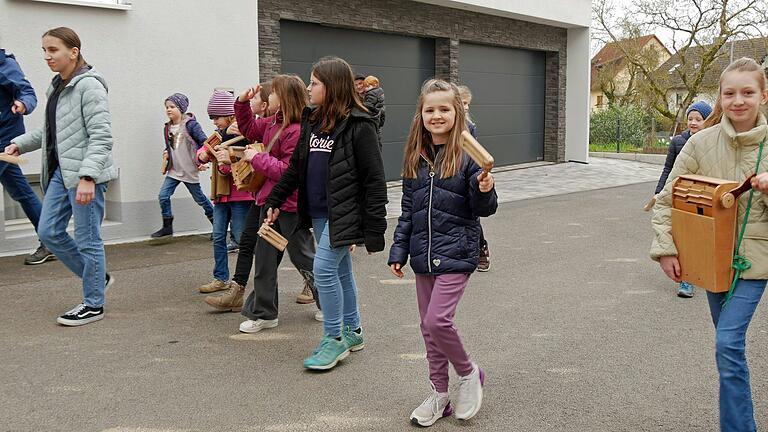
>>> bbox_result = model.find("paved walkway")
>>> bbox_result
[386,157,661,217]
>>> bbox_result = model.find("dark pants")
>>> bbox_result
[0,160,42,230]
[234,205,316,320]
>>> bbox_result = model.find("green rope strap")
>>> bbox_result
[723,139,766,307]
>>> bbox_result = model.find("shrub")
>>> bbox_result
[590,105,652,149]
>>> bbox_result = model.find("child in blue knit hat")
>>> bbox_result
[150,92,214,240]
[651,100,712,298]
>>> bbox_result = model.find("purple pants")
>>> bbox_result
[416,273,474,393]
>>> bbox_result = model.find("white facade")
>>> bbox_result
[0,0,592,255]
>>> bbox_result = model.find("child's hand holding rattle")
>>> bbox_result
[478,172,494,193]
[751,173,768,194]
[243,147,259,162]
[213,147,230,164]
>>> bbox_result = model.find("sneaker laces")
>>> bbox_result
[419,382,442,416]
[64,303,87,315]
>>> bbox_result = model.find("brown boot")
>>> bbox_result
[204,281,244,312]
[199,279,229,294]
[296,281,315,304]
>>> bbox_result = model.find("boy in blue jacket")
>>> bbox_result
[0,48,55,264]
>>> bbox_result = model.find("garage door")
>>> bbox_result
[280,20,435,180]
[459,43,545,164]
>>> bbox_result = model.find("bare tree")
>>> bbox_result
[593,0,768,131]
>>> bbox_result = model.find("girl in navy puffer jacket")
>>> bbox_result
[388,79,497,427]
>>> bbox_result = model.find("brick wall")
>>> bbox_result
[258,0,568,162]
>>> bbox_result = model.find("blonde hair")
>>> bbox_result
[457,85,472,101]
[402,79,467,179]
[703,57,768,129]
[364,76,380,87]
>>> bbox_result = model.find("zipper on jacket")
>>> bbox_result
[421,153,436,273]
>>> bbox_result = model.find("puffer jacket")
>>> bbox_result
[13,67,117,190]
[363,87,385,129]
[650,114,768,279]
[234,100,300,212]
[388,150,498,274]
[655,129,692,194]
[265,106,388,251]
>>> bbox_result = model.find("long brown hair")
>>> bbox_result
[309,57,368,132]
[702,57,768,129]
[42,27,87,69]
[270,74,308,127]
[402,79,467,179]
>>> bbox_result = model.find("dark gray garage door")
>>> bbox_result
[280,20,435,180]
[459,43,545,165]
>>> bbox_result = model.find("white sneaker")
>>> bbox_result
[314,310,324,322]
[410,383,452,427]
[454,363,485,420]
[238,318,278,333]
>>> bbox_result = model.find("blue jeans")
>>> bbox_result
[312,218,360,338]
[0,160,42,230]
[38,169,107,307]
[706,279,766,432]
[212,201,250,281]
[158,176,213,219]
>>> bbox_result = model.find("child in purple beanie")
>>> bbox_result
[150,92,214,240]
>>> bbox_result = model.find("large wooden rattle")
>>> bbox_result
[258,222,288,251]
[461,131,494,174]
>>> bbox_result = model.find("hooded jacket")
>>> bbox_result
[13,67,117,190]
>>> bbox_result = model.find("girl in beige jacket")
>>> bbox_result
[651,57,768,432]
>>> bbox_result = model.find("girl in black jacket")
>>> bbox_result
[388,79,497,426]
[264,57,387,371]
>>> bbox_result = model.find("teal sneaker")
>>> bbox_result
[677,281,695,298]
[303,336,350,370]
[342,326,365,352]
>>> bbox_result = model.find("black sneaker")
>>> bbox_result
[105,273,115,291]
[24,244,57,265]
[56,303,104,326]
[477,243,490,272]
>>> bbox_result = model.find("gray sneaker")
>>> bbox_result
[24,244,56,265]
[454,363,485,421]
[410,383,453,427]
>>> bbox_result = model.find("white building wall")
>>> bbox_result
[1,0,259,254]
[566,27,591,162]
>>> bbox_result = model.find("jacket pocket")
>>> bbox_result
[742,222,768,276]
